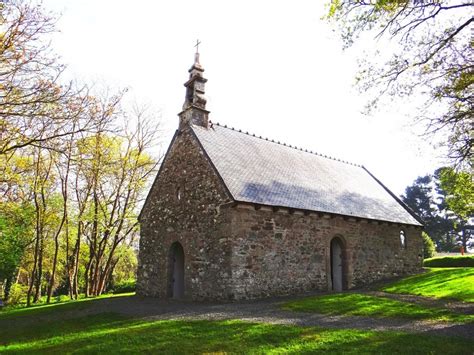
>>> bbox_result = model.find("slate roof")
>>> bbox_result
[192,123,421,226]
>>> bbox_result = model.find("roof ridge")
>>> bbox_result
[211,121,362,168]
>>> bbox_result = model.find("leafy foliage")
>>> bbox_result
[0,2,160,306]
[0,1,118,155]
[401,167,473,251]
[111,279,136,294]
[0,202,34,279]
[4,283,28,306]
[326,0,473,167]
[109,246,138,288]
[0,202,34,301]
[421,232,436,259]
[439,167,474,221]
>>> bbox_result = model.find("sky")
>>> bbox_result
[41,0,445,196]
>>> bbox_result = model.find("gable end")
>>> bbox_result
[139,127,233,222]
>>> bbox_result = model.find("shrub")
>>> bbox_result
[111,279,136,294]
[424,256,474,268]
[422,232,436,259]
[6,283,28,306]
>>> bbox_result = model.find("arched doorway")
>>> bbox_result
[168,242,185,299]
[330,237,344,292]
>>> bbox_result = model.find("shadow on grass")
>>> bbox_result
[281,293,473,323]
[382,268,474,302]
[1,316,473,354]
[0,293,134,320]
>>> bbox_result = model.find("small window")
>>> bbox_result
[400,230,407,249]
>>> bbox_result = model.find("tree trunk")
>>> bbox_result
[5,267,22,302]
[89,187,100,296]
[4,276,13,303]
[46,232,60,303]
[72,230,81,299]
[33,148,52,304]
[33,234,43,303]
[28,152,42,307]
[65,220,73,299]
[97,241,119,295]
[27,214,41,307]
[461,227,468,251]
[90,257,98,296]
[84,255,94,298]
[47,192,68,303]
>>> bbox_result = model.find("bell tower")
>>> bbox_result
[178,40,210,130]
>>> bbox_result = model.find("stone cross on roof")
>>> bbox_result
[194,39,201,65]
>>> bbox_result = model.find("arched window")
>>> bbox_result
[400,230,407,249]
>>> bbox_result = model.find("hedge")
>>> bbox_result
[424,256,474,268]
[111,279,136,294]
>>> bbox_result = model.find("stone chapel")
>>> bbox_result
[137,51,424,301]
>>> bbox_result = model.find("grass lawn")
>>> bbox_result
[281,293,473,323]
[1,268,473,354]
[282,268,474,322]
[1,305,473,354]
[0,292,134,320]
[382,268,474,302]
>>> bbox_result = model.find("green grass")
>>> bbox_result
[281,293,473,323]
[0,292,134,319]
[424,256,474,268]
[2,268,473,354]
[1,310,472,354]
[382,268,474,302]
[282,268,474,322]
[5,291,135,310]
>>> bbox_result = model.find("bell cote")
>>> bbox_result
[178,44,210,130]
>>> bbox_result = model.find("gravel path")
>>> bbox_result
[53,293,474,339]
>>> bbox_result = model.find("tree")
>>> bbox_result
[0,1,161,303]
[421,231,436,259]
[439,167,473,250]
[402,167,473,251]
[64,93,124,300]
[401,173,453,247]
[0,1,114,155]
[0,202,34,302]
[1,103,159,304]
[76,106,159,297]
[326,0,473,167]
[27,147,57,305]
[439,167,474,220]
[46,134,74,304]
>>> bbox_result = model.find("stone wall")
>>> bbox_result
[229,205,423,300]
[137,127,234,300]
[138,127,423,301]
